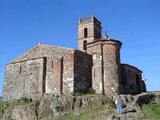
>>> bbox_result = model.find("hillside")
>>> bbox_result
[0,93,160,120]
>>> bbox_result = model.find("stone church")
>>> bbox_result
[3,16,146,100]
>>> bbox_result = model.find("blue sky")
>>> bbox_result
[0,0,160,95]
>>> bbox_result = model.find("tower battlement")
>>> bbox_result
[79,16,101,24]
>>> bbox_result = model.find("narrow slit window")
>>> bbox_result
[84,28,88,38]
[51,61,53,68]
[19,65,22,74]
[83,40,87,50]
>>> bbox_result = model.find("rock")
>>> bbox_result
[135,93,160,107]
[1,94,115,120]
[2,102,39,120]
[118,95,134,108]
[11,106,38,120]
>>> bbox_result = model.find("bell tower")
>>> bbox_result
[78,16,102,51]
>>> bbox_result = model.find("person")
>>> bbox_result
[117,96,123,114]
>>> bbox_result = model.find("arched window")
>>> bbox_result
[84,28,88,38]
[83,40,87,50]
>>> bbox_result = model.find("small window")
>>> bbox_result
[83,40,87,50]
[19,65,22,74]
[51,61,53,68]
[84,28,88,38]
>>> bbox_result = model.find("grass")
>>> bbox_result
[56,107,116,120]
[0,97,40,120]
[0,97,40,112]
[0,100,11,111]
[142,103,160,120]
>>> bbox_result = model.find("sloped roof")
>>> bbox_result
[9,43,76,64]
[121,64,142,73]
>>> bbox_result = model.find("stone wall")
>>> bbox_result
[140,80,146,92]
[62,52,74,94]
[74,50,92,93]
[3,44,93,100]
[87,42,103,94]
[18,44,75,95]
[102,40,121,96]
[3,44,76,100]
[86,39,122,97]
[121,64,145,94]
[78,16,101,51]
[52,58,63,95]
[3,58,45,100]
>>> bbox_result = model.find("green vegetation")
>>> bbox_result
[72,88,96,96]
[87,88,96,94]
[142,103,160,120]
[0,100,11,111]
[0,97,40,111]
[56,107,116,120]
[18,97,32,106]
[0,97,40,120]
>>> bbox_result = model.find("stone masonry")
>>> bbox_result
[3,16,146,100]
[3,45,92,100]
[77,16,146,96]
[86,40,121,96]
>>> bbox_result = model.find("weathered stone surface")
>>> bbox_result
[77,16,146,97]
[1,94,114,120]
[86,40,122,98]
[3,44,92,100]
[3,16,146,101]
[11,106,38,120]
[121,64,146,95]
[2,93,159,120]
[3,58,45,100]
[74,50,92,93]
[135,93,160,107]
[78,16,101,51]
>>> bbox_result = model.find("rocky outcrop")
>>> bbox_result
[3,105,39,120]
[134,92,160,107]
[112,92,160,120]
[1,94,114,120]
[1,93,160,120]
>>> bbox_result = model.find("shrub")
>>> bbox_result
[0,101,11,111]
[18,97,32,105]
[87,88,96,94]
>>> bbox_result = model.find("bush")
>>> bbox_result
[18,97,32,105]
[87,88,96,94]
[0,101,11,111]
